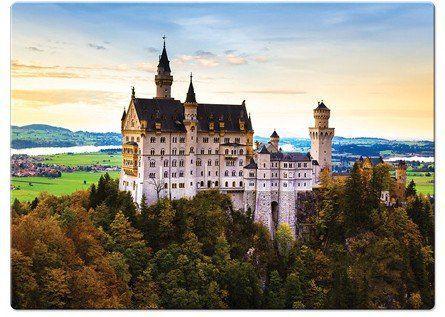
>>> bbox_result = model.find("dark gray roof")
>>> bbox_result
[132,98,253,133]
[316,101,329,110]
[270,130,279,138]
[158,45,171,72]
[244,158,258,169]
[258,145,270,154]
[270,152,311,162]
[121,109,126,121]
[133,98,186,132]
[312,160,319,166]
[197,103,253,132]
[185,76,196,103]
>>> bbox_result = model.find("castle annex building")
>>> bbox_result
[119,39,333,236]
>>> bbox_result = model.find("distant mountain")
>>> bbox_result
[11,124,121,149]
[11,124,434,158]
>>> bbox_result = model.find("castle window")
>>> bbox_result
[298,173,301,177]
[172,172,177,178]
[172,160,177,167]
[232,171,236,176]
[197,159,202,166]
[201,149,205,154]
[225,149,229,155]
[215,160,219,166]
[150,161,156,167]
[179,171,184,177]
[239,171,243,176]
[215,149,219,154]
[172,137,177,143]
[249,172,255,177]
[207,180,211,187]
[239,160,243,166]
[164,171,168,178]
[161,149,165,155]
[164,160,169,167]
[190,182,193,186]
[149,173,155,178]
[164,183,168,189]
[201,171,204,176]
[215,181,219,187]
[191,126,195,132]
[160,137,166,143]
[225,171,229,176]
[214,137,219,143]
[190,147,194,154]
[150,149,155,155]
[126,136,129,141]
[150,137,156,143]
[304,172,307,177]
[179,183,185,188]
[284,183,287,187]
[179,149,185,155]
[208,171,211,176]
[179,160,184,167]
[235,137,240,143]
[240,149,244,155]
[224,138,230,143]
[137,137,140,142]
[208,160,212,166]
[304,163,307,167]
[203,137,209,143]
[263,163,266,168]
[172,183,177,188]
[131,136,134,141]
[172,149,177,155]
[208,149,212,154]
[298,163,301,167]
[289,163,293,168]
[232,181,236,187]
[304,182,306,187]
[201,181,204,187]
[179,137,185,143]
[225,181,228,187]
[216,171,218,176]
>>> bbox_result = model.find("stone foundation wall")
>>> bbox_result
[255,191,272,232]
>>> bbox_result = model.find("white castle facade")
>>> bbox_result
[119,40,334,236]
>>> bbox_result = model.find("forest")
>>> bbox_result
[11,163,434,309]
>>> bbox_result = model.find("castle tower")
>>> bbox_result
[155,36,173,98]
[270,130,280,152]
[309,101,335,172]
[183,74,198,197]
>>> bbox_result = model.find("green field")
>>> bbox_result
[11,171,120,202]
[406,172,434,196]
[42,152,121,167]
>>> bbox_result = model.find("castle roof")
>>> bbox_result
[315,101,329,110]
[132,98,253,133]
[270,130,279,138]
[185,74,196,103]
[270,151,311,162]
[244,157,258,169]
[258,145,270,154]
[158,41,171,72]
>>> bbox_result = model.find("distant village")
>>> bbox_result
[11,154,119,178]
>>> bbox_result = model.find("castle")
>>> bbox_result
[119,39,335,236]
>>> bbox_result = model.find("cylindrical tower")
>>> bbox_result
[309,101,335,174]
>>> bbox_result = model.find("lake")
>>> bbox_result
[11,145,121,156]
[386,156,434,163]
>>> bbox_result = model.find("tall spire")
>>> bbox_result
[186,73,196,103]
[158,35,171,73]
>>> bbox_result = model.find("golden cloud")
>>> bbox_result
[11,89,127,108]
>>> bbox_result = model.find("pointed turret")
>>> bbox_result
[155,35,173,98]
[185,73,196,103]
[158,36,171,73]
[121,108,126,121]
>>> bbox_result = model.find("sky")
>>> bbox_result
[11,2,434,140]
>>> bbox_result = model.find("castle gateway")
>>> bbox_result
[119,39,333,236]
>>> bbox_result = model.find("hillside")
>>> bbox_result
[11,124,434,158]
[11,124,121,149]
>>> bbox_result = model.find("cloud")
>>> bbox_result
[216,89,306,95]
[175,50,219,68]
[26,46,44,52]
[11,89,126,108]
[225,53,247,65]
[87,43,106,50]
[145,47,159,54]
[253,55,268,63]
[136,62,156,72]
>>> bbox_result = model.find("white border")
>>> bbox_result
[1,0,443,316]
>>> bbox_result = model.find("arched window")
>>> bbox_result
[232,181,236,187]
[225,181,228,187]
[150,149,155,155]
[232,170,236,176]
[172,160,177,167]
[239,181,243,187]
[150,160,156,167]
[190,147,194,154]
[225,149,229,155]
[225,170,229,176]
[239,171,243,176]
[239,149,244,155]
[160,148,165,155]
[164,160,169,167]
